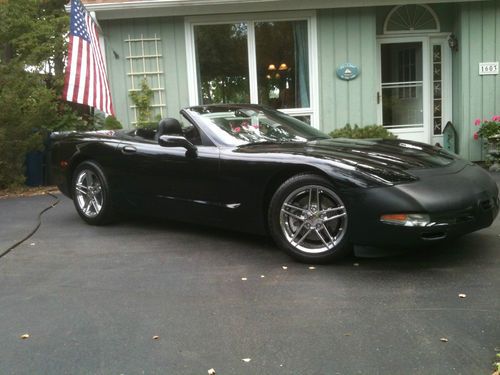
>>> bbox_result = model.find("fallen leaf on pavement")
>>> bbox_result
[242,358,251,362]
[353,263,360,267]
[20,334,30,339]
[241,277,247,281]
[208,369,216,375]
[260,275,265,278]
[440,338,448,342]
[458,293,467,298]
[152,336,160,340]
[308,266,316,270]
[282,266,288,270]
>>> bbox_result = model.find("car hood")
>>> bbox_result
[236,138,463,186]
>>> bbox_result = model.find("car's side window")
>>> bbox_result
[180,114,215,146]
[129,118,204,146]
[134,127,156,141]
[179,120,203,146]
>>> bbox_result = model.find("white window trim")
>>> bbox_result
[184,10,320,128]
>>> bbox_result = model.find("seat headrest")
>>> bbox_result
[155,118,183,140]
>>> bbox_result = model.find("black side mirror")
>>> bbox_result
[158,135,197,157]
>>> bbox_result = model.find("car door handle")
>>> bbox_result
[121,145,137,155]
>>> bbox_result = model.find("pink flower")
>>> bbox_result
[474,118,481,126]
[492,115,500,122]
[473,132,479,140]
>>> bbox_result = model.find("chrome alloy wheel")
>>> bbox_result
[74,169,104,218]
[279,185,347,254]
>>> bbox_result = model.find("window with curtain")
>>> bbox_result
[255,20,309,109]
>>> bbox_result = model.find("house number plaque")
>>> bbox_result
[479,62,498,75]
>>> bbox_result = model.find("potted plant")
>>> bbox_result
[474,116,500,171]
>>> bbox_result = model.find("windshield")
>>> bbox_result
[186,105,330,146]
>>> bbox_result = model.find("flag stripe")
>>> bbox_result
[72,38,84,103]
[77,41,88,104]
[63,36,79,102]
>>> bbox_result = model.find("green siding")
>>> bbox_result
[317,8,378,132]
[454,0,500,160]
[102,17,189,129]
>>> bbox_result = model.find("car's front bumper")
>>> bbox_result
[346,164,499,247]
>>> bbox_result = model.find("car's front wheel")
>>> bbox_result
[268,174,351,263]
[72,161,114,225]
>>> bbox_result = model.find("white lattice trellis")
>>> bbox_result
[125,34,166,125]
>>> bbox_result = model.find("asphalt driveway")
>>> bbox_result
[0,186,499,374]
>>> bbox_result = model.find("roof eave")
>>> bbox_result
[84,0,485,20]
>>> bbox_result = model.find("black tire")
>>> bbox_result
[268,173,351,263]
[71,161,114,225]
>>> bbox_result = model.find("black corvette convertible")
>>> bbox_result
[50,104,499,263]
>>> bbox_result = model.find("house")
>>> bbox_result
[83,0,500,161]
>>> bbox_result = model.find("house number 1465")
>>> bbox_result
[479,62,499,75]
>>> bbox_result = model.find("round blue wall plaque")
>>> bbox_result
[336,63,360,81]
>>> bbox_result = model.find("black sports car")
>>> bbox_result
[50,104,499,263]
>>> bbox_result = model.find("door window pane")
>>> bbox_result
[255,21,310,109]
[194,23,250,104]
[381,42,423,128]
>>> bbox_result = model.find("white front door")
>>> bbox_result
[377,37,431,143]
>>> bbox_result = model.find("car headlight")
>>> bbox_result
[380,213,431,227]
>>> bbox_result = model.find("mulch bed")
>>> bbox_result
[0,186,59,200]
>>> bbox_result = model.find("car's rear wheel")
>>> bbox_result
[268,174,351,263]
[72,161,114,225]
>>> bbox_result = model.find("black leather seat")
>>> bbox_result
[155,118,183,141]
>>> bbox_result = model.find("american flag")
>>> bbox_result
[63,0,115,116]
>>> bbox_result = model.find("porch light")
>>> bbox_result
[278,63,288,71]
[380,213,431,227]
[267,64,276,71]
[448,34,458,52]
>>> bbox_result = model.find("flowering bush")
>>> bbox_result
[473,115,500,140]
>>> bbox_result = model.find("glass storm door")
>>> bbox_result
[378,39,430,143]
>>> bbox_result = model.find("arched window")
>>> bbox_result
[384,4,440,34]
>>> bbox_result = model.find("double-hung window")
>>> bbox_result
[186,12,318,127]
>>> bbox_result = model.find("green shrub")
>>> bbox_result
[103,115,123,130]
[0,66,52,188]
[329,124,397,139]
[0,0,82,188]
[129,79,155,128]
